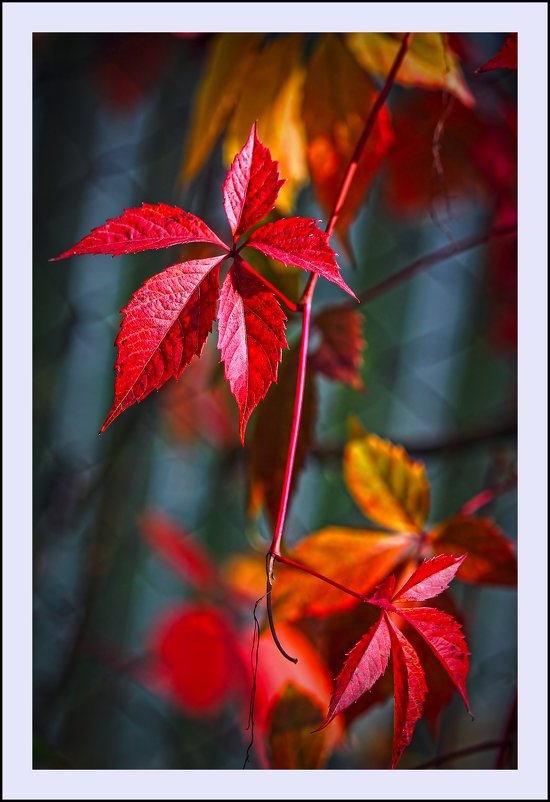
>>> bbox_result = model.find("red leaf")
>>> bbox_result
[396,606,470,714]
[140,511,217,591]
[101,256,225,431]
[393,554,466,602]
[246,218,356,298]
[148,604,244,716]
[217,256,287,442]
[51,203,228,260]
[317,613,391,729]
[429,515,517,586]
[476,33,518,73]
[311,306,365,389]
[386,615,427,769]
[222,122,285,239]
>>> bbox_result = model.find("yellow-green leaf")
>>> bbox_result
[344,427,430,532]
[268,684,332,769]
[181,33,264,181]
[346,33,474,108]
[224,34,308,214]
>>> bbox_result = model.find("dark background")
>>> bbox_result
[33,33,517,769]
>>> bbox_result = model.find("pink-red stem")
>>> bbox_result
[273,553,368,604]
[265,33,412,661]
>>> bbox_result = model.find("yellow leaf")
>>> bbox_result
[224,34,308,214]
[181,33,264,181]
[346,33,474,108]
[303,34,393,251]
[344,427,430,532]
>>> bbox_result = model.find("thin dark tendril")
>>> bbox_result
[266,553,298,664]
[243,592,265,769]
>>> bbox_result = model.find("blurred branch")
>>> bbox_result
[312,417,517,463]
[354,223,517,306]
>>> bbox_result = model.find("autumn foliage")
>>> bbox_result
[48,32,518,769]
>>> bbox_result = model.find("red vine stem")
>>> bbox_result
[357,223,517,305]
[265,33,412,660]
[273,553,369,604]
[239,259,299,313]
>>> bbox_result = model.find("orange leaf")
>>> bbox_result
[274,528,413,620]
[181,33,264,181]
[428,514,517,586]
[224,34,308,214]
[303,34,393,252]
[344,426,430,533]
[346,33,474,107]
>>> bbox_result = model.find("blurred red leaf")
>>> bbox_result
[428,515,517,585]
[311,306,365,389]
[140,512,217,591]
[148,604,245,716]
[476,34,518,73]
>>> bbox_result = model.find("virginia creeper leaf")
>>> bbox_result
[344,427,431,533]
[311,306,365,389]
[101,256,225,431]
[317,613,391,730]
[346,33,474,107]
[397,606,470,713]
[248,346,317,526]
[476,33,518,73]
[52,203,228,260]
[224,35,308,214]
[429,515,517,586]
[393,554,466,602]
[217,256,287,442]
[386,615,428,769]
[222,122,285,238]
[181,33,264,181]
[247,217,356,298]
[303,34,393,252]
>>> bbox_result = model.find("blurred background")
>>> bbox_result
[33,33,517,769]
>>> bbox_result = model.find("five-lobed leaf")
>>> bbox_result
[54,124,354,438]
[320,555,470,767]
